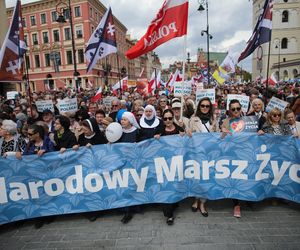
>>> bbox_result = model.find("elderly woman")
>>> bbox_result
[139,105,164,141]
[258,108,292,136]
[0,120,26,157]
[247,98,267,130]
[285,109,300,138]
[189,97,218,217]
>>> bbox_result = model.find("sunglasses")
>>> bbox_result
[28,132,37,136]
[136,114,143,117]
[112,105,118,107]
[272,114,281,117]
[163,117,173,121]
[231,107,241,112]
[200,104,210,109]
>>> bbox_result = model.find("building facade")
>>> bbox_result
[252,0,300,81]
[5,0,160,93]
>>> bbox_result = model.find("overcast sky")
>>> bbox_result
[6,0,253,72]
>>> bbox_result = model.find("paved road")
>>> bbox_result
[0,199,299,250]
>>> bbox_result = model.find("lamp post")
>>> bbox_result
[187,52,191,80]
[275,41,281,82]
[56,0,80,91]
[152,52,158,90]
[198,0,212,85]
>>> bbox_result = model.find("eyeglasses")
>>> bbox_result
[231,107,241,112]
[272,114,281,117]
[28,132,37,136]
[163,117,173,121]
[112,105,118,107]
[200,104,210,109]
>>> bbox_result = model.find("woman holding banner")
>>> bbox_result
[247,98,267,130]
[221,99,243,218]
[160,109,185,225]
[258,108,292,136]
[189,97,218,217]
[118,111,141,224]
[139,105,163,141]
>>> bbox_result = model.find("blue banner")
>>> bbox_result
[0,132,299,225]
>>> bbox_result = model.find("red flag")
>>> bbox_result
[126,0,188,59]
[91,86,103,102]
[0,0,26,82]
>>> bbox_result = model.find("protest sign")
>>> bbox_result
[266,96,289,113]
[174,81,192,97]
[6,91,18,100]
[0,133,299,225]
[57,98,78,113]
[35,100,54,112]
[196,89,215,104]
[229,116,259,133]
[226,94,249,113]
[103,96,114,109]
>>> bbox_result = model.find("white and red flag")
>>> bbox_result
[91,86,103,102]
[0,0,26,82]
[85,7,117,73]
[112,76,128,91]
[126,0,188,59]
[166,69,182,87]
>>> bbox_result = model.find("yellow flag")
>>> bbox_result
[212,66,227,85]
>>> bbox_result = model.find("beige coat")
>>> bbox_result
[189,115,219,133]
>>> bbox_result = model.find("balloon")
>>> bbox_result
[105,122,123,143]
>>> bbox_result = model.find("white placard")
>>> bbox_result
[173,82,192,97]
[57,98,78,113]
[35,100,54,113]
[196,89,215,104]
[103,96,114,109]
[266,96,289,113]
[226,94,249,113]
[7,91,18,100]
[196,82,204,91]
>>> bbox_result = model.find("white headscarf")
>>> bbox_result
[140,105,160,128]
[122,112,140,130]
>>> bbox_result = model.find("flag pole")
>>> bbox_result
[180,35,187,120]
[116,53,122,96]
[24,50,33,116]
[265,40,272,106]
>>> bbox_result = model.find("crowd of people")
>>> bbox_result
[0,81,299,228]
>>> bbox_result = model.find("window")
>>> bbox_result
[74,6,81,17]
[30,16,36,26]
[45,53,51,67]
[24,35,28,46]
[22,18,26,27]
[283,0,288,2]
[282,10,289,23]
[53,30,60,42]
[64,27,71,40]
[56,52,62,65]
[293,69,298,78]
[42,32,49,43]
[281,38,288,49]
[63,9,70,20]
[51,11,57,22]
[66,51,73,64]
[283,70,288,79]
[41,13,46,24]
[25,55,30,69]
[34,55,40,68]
[32,33,38,45]
[78,49,84,63]
[89,7,93,17]
[75,25,83,38]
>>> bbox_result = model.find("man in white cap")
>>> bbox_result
[172,101,189,131]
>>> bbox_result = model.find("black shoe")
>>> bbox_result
[88,215,98,222]
[121,214,133,224]
[191,206,198,212]
[34,221,44,229]
[200,207,209,217]
[166,217,174,225]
